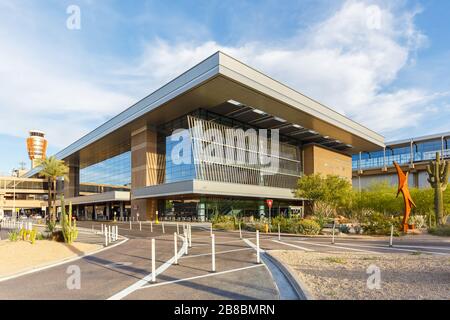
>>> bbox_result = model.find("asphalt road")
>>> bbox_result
[0,221,449,300]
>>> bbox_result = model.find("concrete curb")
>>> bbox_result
[264,251,314,300]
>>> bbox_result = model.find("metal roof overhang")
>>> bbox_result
[55,191,130,206]
[132,180,300,201]
[25,51,384,176]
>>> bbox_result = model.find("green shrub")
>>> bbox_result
[292,219,321,235]
[361,212,401,236]
[8,230,19,241]
[409,215,426,229]
[212,214,238,230]
[270,216,292,233]
[428,225,450,237]
[46,220,56,233]
[213,221,236,230]
[36,232,45,240]
[242,221,266,232]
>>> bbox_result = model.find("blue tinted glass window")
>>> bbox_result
[80,151,131,186]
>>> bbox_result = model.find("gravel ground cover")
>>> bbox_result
[270,250,450,300]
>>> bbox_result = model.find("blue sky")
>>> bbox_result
[0,0,449,174]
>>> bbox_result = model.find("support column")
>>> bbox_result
[63,159,79,199]
[120,202,124,220]
[106,204,110,221]
[130,126,162,221]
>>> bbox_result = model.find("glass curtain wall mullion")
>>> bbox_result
[186,115,301,189]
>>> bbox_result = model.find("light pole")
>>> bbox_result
[12,176,16,221]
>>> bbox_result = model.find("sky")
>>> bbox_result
[0,0,449,174]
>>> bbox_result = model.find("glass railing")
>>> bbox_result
[352,148,450,170]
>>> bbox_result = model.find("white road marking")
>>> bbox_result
[389,244,450,251]
[243,238,266,253]
[108,235,188,300]
[300,241,382,254]
[327,242,450,256]
[180,247,252,259]
[271,240,315,252]
[137,264,265,290]
[193,239,248,246]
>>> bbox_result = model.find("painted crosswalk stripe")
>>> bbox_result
[271,240,315,252]
[138,264,264,290]
[180,247,252,259]
[325,242,450,256]
[300,241,381,254]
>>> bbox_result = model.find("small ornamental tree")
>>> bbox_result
[295,174,353,224]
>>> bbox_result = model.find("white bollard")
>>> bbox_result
[101,224,104,235]
[210,223,213,237]
[151,238,156,283]
[129,220,132,230]
[105,229,108,246]
[332,222,336,244]
[140,221,142,231]
[188,225,192,248]
[278,223,281,241]
[162,222,165,234]
[389,224,394,247]
[150,221,153,233]
[239,222,242,239]
[211,233,216,272]
[108,225,112,243]
[256,230,260,264]
[177,223,180,235]
[174,232,178,265]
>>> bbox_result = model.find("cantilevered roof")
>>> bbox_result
[25,51,384,177]
[386,131,450,148]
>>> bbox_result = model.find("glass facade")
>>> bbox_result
[80,151,131,188]
[158,109,302,188]
[186,112,301,189]
[165,135,196,183]
[352,138,449,170]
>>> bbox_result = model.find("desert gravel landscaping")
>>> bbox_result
[0,240,102,279]
[271,250,450,300]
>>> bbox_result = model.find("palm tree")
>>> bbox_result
[37,156,69,223]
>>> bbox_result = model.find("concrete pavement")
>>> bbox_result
[0,220,448,300]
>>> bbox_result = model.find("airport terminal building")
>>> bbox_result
[22,52,384,221]
[353,131,450,190]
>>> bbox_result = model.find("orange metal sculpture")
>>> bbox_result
[393,161,416,232]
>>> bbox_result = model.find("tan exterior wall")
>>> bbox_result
[130,126,162,220]
[303,145,352,181]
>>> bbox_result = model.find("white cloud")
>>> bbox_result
[123,0,433,137]
[0,0,439,155]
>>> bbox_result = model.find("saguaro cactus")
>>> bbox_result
[60,195,78,244]
[426,152,449,225]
